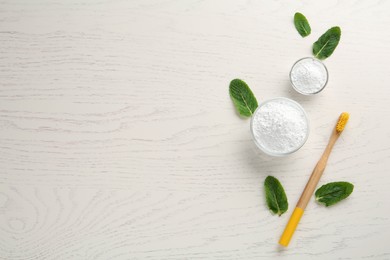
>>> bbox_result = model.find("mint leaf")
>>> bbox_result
[264,176,288,216]
[315,182,354,207]
[229,79,258,117]
[294,12,311,37]
[313,26,341,60]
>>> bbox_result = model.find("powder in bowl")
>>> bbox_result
[290,57,328,95]
[250,98,309,156]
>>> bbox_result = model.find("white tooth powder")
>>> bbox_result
[290,57,328,95]
[251,98,309,156]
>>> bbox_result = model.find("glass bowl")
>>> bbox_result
[289,57,329,95]
[250,97,310,157]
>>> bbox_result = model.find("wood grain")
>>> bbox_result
[1,0,390,259]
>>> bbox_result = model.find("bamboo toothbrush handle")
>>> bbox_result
[297,161,327,209]
[297,130,339,207]
[279,129,340,247]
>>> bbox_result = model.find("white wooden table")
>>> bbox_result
[1,1,389,259]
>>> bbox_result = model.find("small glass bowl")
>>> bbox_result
[250,97,310,157]
[289,57,329,95]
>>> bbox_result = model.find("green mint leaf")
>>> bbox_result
[229,79,258,118]
[313,26,341,60]
[294,12,311,37]
[315,182,354,207]
[264,176,288,216]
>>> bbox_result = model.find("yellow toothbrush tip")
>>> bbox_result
[336,112,349,132]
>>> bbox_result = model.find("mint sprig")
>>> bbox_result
[315,182,354,207]
[264,176,288,216]
[229,79,258,118]
[313,26,341,60]
[294,12,311,37]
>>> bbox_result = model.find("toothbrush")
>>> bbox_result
[279,112,350,247]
